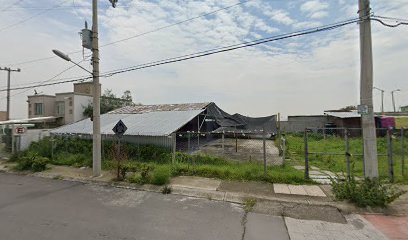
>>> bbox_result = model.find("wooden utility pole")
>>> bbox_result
[359,0,378,178]
[0,67,21,120]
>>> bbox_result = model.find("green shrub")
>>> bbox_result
[150,166,171,185]
[52,153,91,168]
[331,177,406,207]
[31,157,49,172]
[127,174,146,184]
[15,152,49,172]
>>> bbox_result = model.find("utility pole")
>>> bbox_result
[92,0,102,177]
[391,89,401,112]
[0,67,21,120]
[373,87,384,114]
[359,0,378,179]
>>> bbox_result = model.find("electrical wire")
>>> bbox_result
[8,0,252,66]
[0,0,24,12]
[371,17,408,28]
[0,0,70,32]
[0,17,362,92]
[101,17,362,77]
[0,60,89,100]
[373,15,408,23]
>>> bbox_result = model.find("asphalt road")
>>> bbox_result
[0,173,289,240]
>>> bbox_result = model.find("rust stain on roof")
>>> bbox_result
[109,102,211,114]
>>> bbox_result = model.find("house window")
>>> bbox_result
[56,102,65,115]
[69,101,73,106]
[69,109,73,114]
[34,103,43,115]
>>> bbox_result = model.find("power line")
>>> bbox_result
[0,0,24,12]
[0,17,362,92]
[371,17,408,28]
[8,0,252,66]
[373,15,408,23]
[102,17,362,77]
[0,0,69,33]
[101,0,252,47]
[0,60,88,100]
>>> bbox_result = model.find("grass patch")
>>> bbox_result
[285,133,408,183]
[15,136,310,185]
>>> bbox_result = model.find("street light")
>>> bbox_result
[52,50,93,75]
[391,89,401,112]
[373,86,385,114]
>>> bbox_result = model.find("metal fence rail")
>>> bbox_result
[302,127,407,182]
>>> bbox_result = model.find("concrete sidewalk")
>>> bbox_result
[1,162,407,217]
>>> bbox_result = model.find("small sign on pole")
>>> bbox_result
[14,126,27,135]
[112,120,127,138]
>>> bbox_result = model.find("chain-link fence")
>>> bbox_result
[301,128,407,182]
[175,131,282,166]
[0,125,12,159]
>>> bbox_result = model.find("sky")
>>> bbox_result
[0,0,407,120]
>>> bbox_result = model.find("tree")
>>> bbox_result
[83,89,138,119]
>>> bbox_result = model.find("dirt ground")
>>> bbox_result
[196,138,282,165]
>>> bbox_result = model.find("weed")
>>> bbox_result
[243,198,257,212]
[331,177,406,207]
[161,185,172,194]
[52,175,63,180]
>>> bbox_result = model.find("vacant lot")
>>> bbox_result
[196,138,282,165]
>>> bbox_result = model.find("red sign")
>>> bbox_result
[15,126,26,135]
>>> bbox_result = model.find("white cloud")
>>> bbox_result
[300,0,329,19]
[0,0,407,118]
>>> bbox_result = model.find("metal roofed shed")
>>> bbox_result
[50,102,277,149]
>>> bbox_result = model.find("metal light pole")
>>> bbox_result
[359,0,378,179]
[373,87,384,114]
[391,89,401,112]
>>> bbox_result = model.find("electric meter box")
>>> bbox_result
[82,29,93,50]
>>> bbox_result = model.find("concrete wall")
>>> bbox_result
[73,95,92,122]
[27,95,56,118]
[281,116,328,133]
[19,129,50,151]
[0,111,6,121]
[74,82,100,96]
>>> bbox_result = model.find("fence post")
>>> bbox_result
[401,128,405,177]
[387,129,394,182]
[304,129,309,179]
[11,124,15,154]
[235,135,238,153]
[282,137,286,163]
[345,128,351,179]
[222,132,225,151]
[263,128,267,176]
[172,133,176,164]
[187,132,191,153]
[51,136,54,161]
[116,137,121,180]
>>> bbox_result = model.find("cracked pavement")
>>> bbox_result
[0,173,389,240]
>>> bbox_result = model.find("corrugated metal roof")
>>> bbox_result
[325,111,361,119]
[51,110,203,136]
[109,102,210,114]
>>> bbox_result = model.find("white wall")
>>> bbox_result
[19,129,50,151]
[73,95,92,122]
